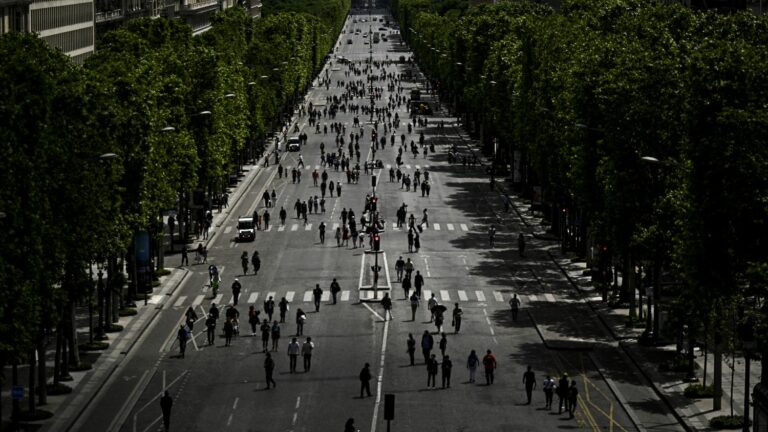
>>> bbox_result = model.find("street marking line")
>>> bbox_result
[433,223,440,231]
[321,291,330,302]
[303,291,313,302]
[460,224,469,231]
[286,291,295,302]
[305,223,313,231]
[440,290,450,301]
[545,293,556,303]
[291,224,299,231]
[415,165,420,169]
[333,223,340,230]
[458,290,468,301]
[174,296,187,308]
[192,295,205,307]
[148,294,164,305]
[213,294,224,305]
[266,292,276,301]
[369,312,390,432]
[265,225,272,232]
[446,223,454,231]
[341,290,350,301]
[529,294,538,302]
[247,292,259,304]
[224,226,233,234]
[278,225,286,232]
[493,291,504,302]
[475,291,486,302]
[233,397,239,410]
[423,290,432,301]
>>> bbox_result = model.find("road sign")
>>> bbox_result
[11,385,23,401]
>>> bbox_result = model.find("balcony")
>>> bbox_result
[95,8,123,22]
[179,0,218,12]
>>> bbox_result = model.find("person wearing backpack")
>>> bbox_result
[482,349,497,385]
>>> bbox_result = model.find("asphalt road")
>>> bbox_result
[73,7,648,432]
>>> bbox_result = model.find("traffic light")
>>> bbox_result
[370,196,378,211]
[373,234,381,251]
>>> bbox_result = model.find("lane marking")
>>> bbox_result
[305,223,313,231]
[278,225,286,232]
[422,290,432,301]
[458,290,468,302]
[213,294,224,305]
[321,291,330,302]
[303,291,313,302]
[266,291,276,301]
[247,292,259,304]
[291,224,299,231]
[475,291,486,302]
[333,223,340,230]
[529,294,538,302]
[224,226,233,234]
[265,226,273,232]
[192,295,204,307]
[148,294,164,305]
[370,312,390,432]
[460,224,469,231]
[174,296,187,308]
[286,291,295,302]
[433,223,440,231]
[493,291,504,302]
[440,290,450,301]
[545,293,556,303]
[341,290,350,302]
[446,223,454,231]
[233,397,239,410]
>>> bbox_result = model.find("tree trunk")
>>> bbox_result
[68,299,80,367]
[28,349,36,414]
[12,359,20,425]
[37,339,47,406]
[714,326,723,410]
[54,312,62,386]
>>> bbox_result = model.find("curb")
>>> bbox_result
[588,351,646,432]
[527,309,593,352]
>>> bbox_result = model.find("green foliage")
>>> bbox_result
[684,383,715,398]
[710,415,748,430]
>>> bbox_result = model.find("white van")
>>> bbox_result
[237,217,255,241]
[287,136,301,151]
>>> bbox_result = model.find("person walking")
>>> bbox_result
[425,354,439,388]
[287,337,300,373]
[184,307,198,332]
[319,222,326,244]
[223,318,234,347]
[405,258,414,279]
[567,381,579,419]
[302,337,314,372]
[427,293,438,322]
[414,271,424,298]
[543,375,556,409]
[409,292,419,321]
[406,333,416,366]
[296,308,306,336]
[205,314,216,346]
[271,320,281,351]
[557,373,570,414]
[251,251,261,276]
[452,303,463,333]
[441,355,453,389]
[509,294,521,322]
[420,330,434,364]
[177,325,188,358]
[395,256,405,282]
[401,274,412,299]
[344,418,358,432]
[264,352,276,389]
[180,246,188,266]
[312,284,323,312]
[523,365,537,405]
[160,391,173,432]
[259,319,270,352]
[381,293,392,321]
[482,349,497,385]
[231,278,242,306]
[359,363,372,398]
[278,297,289,323]
[247,306,260,336]
[438,333,448,357]
[518,233,526,257]
[330,278,341,304]
[264,296,275,322]
[467,350,480,383]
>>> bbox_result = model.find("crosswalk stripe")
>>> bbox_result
[475,291,486,302]
[278,225,286,232]
[333,223,340,230]
[545,293,556,303]
[291,224,299,231]
[247,292,259,304]
[174,296,187,307]
[415,165,420,169]
[192,295,205,307]
[446,224,454,231]
[493,291,504,302]
[213,294,224,305]
[440,290,450,301]
[460,224,469,231]
[458,290,468,301]
[433,223,440,231]
[386,164,392,169]
[528,294,538,302]
[303,291,313,302]
[360,290,373,300]
[265,225,272,232]
[315,165,321,169]
[321,291,330,302]
[341,290,350,301]
[305,223,312,231]
[405,165,411,169]
[224,226,232,234]
[286,291,295,302]
[423,290,432,301]
[148,294,164,305]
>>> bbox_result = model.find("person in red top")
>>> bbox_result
[482,349,497,385]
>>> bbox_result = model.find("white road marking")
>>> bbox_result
[286,291,295,302]
[422,290,432,301]
[433,223,440,231]
[247,292,259,304]
[475,291,486,302]
[493,291,504,302]
[529,294,538,302]
[192,295,204,307]
[341,290,350,301]
[446,223,454,231]
[321,291,330,302]
[405,165,411,169]
[266,291,276,301]
[305,223,312,231]
[370,315,390,432]
[224,226,233,234]
[460,224,469,231]
[226,414,233,426]
[291,224,299,231]
[148,294,164,305]
[233,397,239,410]
[545,293,556,303]
[440,290,450,301]
[265,225,272,232]
[333,223,340,230]
[458,290,468,301]
[278,225,286,232]
[174,296,187,308]
[303,291,313,302]
[213,294,224,305]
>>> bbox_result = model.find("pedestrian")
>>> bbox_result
[426,354,438,388]
[177,325,188,358]
[381,292,392,321]
[319,222,326,244]
[414,271,424,297]
[489,225,496,248]
[335,227,342,247]
[180,246,188,266]
[330,278,341,304]
[518,233,526,257]
[441,355,453,388]
[344,418,358,432]
[509,294,521,322]
[287,337,300,373]
[420,330,433,364]
[427,293,437,322]
[313,284,323,312]
[523,365,537,404]
[160,391,173,432]
[302,337,314,372]
[271,320,281,351]
[248,305,260,336]
[264,352,276,389]
[231,278,241,306]
[209,302,219,321]
[185,306,198,332]
[414,233,421,252]
[260,319,270,352]
[359,363,372,397]
[558,373,570,414]
[567,381,579,418]
[406,333,416,366]
[296,308,306,336]
[251,251,261,276]
[467,350,480,383]
[438,333,448,357]
[452,303,463,333]
[223,318,234,347]
[264,296,275,321]
[278,297,289,323]
[407,229,414,252]
[543,375,556,409]
[409,292,419,321]
[402,275,412,299]
[395,256,405,282]
[205,314,216,345]
[482,349,497,385]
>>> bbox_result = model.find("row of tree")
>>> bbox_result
[0,0,349,422]
[392,0,767,416]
